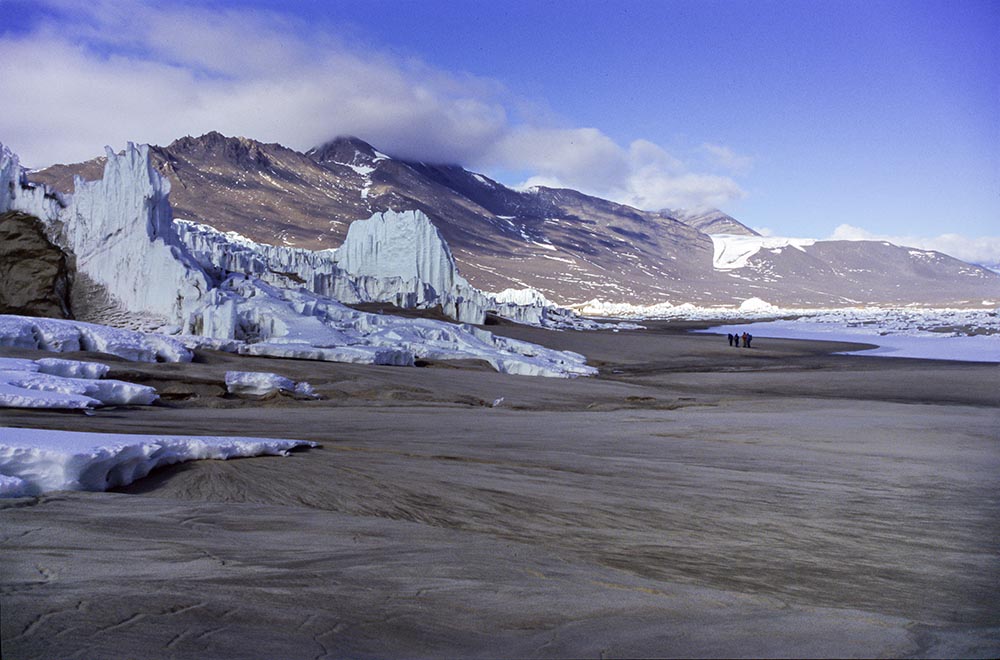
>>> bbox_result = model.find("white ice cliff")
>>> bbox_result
[175,210,585,327]
[0,143,595,377]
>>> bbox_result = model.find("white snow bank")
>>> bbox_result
[738,297,780,313]
[210,276,597,378]
[0,357,158,408]
[35,357,110,379]
[709,234,816,270]
[0,427,317,497]
[0,315,192,362]
[491,288,554,307]
[572,298,701,320]
[225,371,318,398]
[225,371,294,396]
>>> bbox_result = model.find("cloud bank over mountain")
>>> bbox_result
[0,1,743,211]
[828,224,1000,270]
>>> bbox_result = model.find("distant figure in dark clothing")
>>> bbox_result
[733,330,740,348]
[727,333,734,346]
[746,333,753,348]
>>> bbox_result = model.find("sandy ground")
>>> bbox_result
[2,323,999,658]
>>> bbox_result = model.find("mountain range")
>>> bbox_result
[29,132,1000,308]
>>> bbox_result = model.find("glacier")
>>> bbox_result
[0,142,596,377]
[175,210,594,328]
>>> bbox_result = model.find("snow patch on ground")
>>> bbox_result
[225,371,317,397]
[0,315,192,362]
[0,427,316,497]
[0,357,158,409]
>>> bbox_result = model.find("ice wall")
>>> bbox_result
[62,145,210,327]
[176,212,575,327]
[2,142,210,328]
[2,143,596,377]
[0,144,65,221]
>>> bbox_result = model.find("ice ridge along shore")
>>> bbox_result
[0,427,316,498]
[0,142,595,378]
[0,356,158,409]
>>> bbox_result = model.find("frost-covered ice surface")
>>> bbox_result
[577,297,1000,362]
[696,307,1000,362]
[0,357,158,408]
[225,371,317,397]
[200,277,596,378]
[0,427,316,497]
[701,320,1000,362]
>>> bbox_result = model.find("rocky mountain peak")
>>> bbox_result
[307,136,382,168]
[165,132,273,170]
[667,208,759,236]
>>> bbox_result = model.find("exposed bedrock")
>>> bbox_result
[0,211,73,318]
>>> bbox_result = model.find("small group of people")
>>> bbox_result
[727,331,753,348]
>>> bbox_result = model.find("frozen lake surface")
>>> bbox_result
[698,318,1000,362]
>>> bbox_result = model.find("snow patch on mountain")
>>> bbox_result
[710,234,816,270]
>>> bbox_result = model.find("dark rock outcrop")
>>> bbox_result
[0,211,73,318]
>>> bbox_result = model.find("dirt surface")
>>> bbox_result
[2,325,999,658]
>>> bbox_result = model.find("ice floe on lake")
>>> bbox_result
[0,427,316,497]
[578,297,1000,362]
[698,319,1000,362]
[693,305,1000,362]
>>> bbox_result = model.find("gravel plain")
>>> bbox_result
[2,323,999,658]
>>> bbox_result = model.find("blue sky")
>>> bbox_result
[1,0,997,262]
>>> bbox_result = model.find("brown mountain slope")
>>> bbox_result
[29,133,1000,308]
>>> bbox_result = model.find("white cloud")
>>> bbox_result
[829,224,1000,266]
[0,0,746,211]
[492,130,744,209]
[700,143,753,174]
